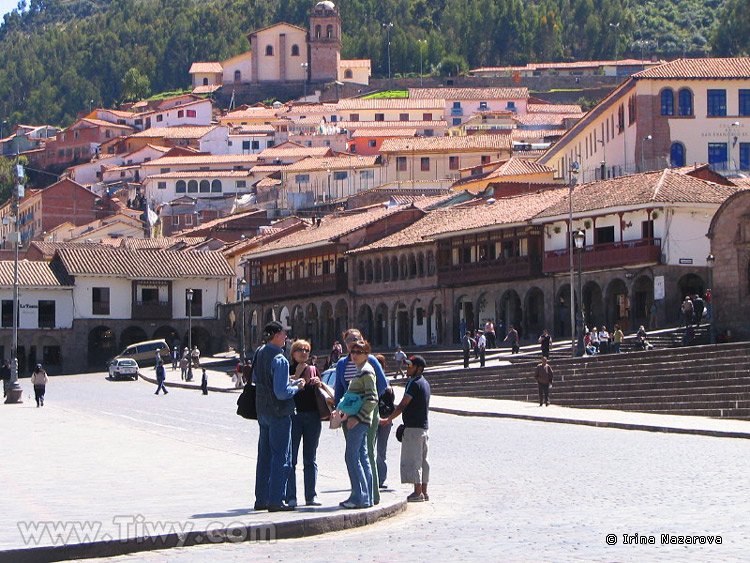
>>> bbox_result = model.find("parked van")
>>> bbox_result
[112,339,170,366]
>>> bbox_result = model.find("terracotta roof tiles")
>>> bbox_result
[0,260,73,287]
[189,62,223,73]
[130,126,219,139]
[409,87,529,100]
[379,135,512,153]
[633,58,750,79]
[527,104,584,114]
[336,98,445,110]
[283,155,380,171]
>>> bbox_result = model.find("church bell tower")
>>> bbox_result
[308,1,341,82]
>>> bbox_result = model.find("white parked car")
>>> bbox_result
[109,358,139,381]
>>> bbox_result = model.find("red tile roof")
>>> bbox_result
[148,154,261,167]
[283,155,380,171]
[257,146,334,159]
[336,98,445,110]
[338,120,447,130]
[633,58,750,79]
[409,87,529,100]
[340,59,371,68]
[0,260,73,286]
[379,134,513,153]
[351,128,417,138]
[189,62,223,73]
[130,126,219,139]
[527,104,583,114]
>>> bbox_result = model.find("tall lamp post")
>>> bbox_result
[382,22,394,83]
[186,288,193,379]
[706,253,715,344]
[238,278,247,362]
[417,39,428,87]
[574,229,587,356]
[568,161,579,357]
[641,135,652,173]
[300,62,309,98]
[609,22,620,61]
[5,163,24,403]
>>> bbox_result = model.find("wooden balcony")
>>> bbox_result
[543,238,662,274]
[132,301,172,320]
[438,255,542,287]
[249,272,348,302]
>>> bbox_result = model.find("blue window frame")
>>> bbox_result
[740,143,750,171]
[740,90,750,117]
[678,89,693,116]
[708,142,728,169]
[670,143,685,167]
[660,89,674,116]
[707,89,727,117]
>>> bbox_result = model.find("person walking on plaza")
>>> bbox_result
[505,324,520,354]
[339,339,378,509]
[31,364,48,407]
[380,355,430,503]
[681,296,694,327]
[373,354,395,489]
[612,324,624,353]
[394,346,407,377]
[254,320,304,512]
[171,346,179,371]
[334,327,388,506]
[1,359,10,399]
[285,339,323,508]
[538,328,551,358]
[190,345,201,368]
[461,331,474,369]
[693,293,705,326]
[154,360,168,395]
[242,358,253,386]
[484,320,496,348]
[534,356,553,406]
[180,349,189,380]
[599,326,610,354]
[200,368,208,395]
[477,331,487,367]
[649,302,658,329]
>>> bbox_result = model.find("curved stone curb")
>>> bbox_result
[430,407,750,440]
[138,372,238,394]
[0,501,407,563]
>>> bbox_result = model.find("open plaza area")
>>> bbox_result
[3,367,750,562]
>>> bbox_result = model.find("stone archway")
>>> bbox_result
[393,302,409,347]
[291,304,305,340]
[582,281,604,330]
[632,275,653,329]
[188,326,214,355]
[374,303,389,347]
[555,285,573,338]
[153,325,180,349]
[605,278,630,332]
[357,304,375,342]
[524,287,545,338]
[320,301,334,349]
[305,303,319,347]
[476,292,497,334]
[499,289,523,339]
[426,297,443,345]
[334,299,348,344]
[88,326,116,367]
[678,273,705,300]
[120,326,148,350]
[455,294,474,342]
[411,298,427,346]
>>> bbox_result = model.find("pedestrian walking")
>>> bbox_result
[534,357,553,406]
[505,325,520,354]
[394,346,407,377]
[339,339,378,509]
[373,354,395,489]
[180,349,189,380]
[154,361,168,395]
[599,326,611,354]
[380,355,430,503]
[484,320,496,348]
[477,331,487,367]
[31,364,48,407]
[171,346,179,371]
[473,330,481,360]
[1,360,10,399]
[649,302,658,329]
[333,327,389,506]
[693,294,705,326]
[461,331,473,369]
[201,368,208,395]
[612,324,624,353]
[538,329,551,358]
[254,320,304,512]
[285,339,323,508]
[241,358,253,386]
[681,296,694,327]
[190,345,201,367]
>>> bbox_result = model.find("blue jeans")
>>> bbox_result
[286,410,321,504]
[344,421,372,507]
[255,414,292,507]
[376,421,392,487]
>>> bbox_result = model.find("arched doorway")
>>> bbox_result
[88,326,116,368]
[357,305,374,342]
[320,301,334,349]
[678,273,704,300]
[305,304,319,347]
[374,303,388,347]
[500,290,522,339]
[555,286,572,338]
[427,298,443,345]
[186,326,214,356]
[153,325,180,349]
[334,299,348,343]
[120,326,148,350]
[524,287,545,338]
[393,302,409,346]
[582,281,604,329]
[605,278,630,332]
[411,298,427,346]
[477,292,497,334]
[455,295,474,343]
[632,275,653,329]
[291,305,305,340]
[250,310,259,348]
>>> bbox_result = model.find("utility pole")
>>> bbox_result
[382,22,394,83]
[5,162,24,403]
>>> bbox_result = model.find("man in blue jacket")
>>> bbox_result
[334,328,387,504]
[253,321,305,512]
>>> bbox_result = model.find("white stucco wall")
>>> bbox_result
[0,288,73,329]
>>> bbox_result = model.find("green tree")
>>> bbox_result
[121,67,151,102]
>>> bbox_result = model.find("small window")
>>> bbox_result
[188,180,198,193]
[178,110,184,118]
[452,118,462,126]
[160,168,170,173]
[397,156,407,172]
[251,140,260,150]
[295,174,310,183]
[333,171,348,181]
[375,113,385,122]
[265,45,274,56]
[211,179,222,192]
[481,155,491,165]
[186,110,196,118]
[368,140,377,148]
[707,89,727,117]
[670,143,685,167]
[661,89,674,116]
[156,114,163,122]
[157,181,167,190]
[360,169,374,180]
[291,44,300,56]
[399,113,409,121]
[452,101,461,109]
[740,90,750,117]
[234,70,241,82]
[236,180,246,188]
[176,180,186,193]
[315,25,321,38]
[199,180,210,193]
[172,216,180,226]
[678,89,693,116]
[92,288,110,315]
[344,69,353,79]
[349,114,359,122]
[423,113,432,121]
[38,300,55,328]
[326,24,333,38]
[449,156,459,170]
[421,157,430,171]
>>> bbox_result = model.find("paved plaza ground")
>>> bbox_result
[3,366,750,562]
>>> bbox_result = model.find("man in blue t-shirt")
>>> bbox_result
[380,355,430,503]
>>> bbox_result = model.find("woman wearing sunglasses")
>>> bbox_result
[339,339,378,508]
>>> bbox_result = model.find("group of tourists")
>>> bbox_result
[680,293,708,327]
[252,322,431,512]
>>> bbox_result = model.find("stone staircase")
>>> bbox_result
[419,341,750,420]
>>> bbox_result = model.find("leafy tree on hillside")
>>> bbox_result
[122,67,152,102]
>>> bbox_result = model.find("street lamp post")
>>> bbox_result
[609,22,620,61]
[417,39,428,87]
[382,22,394,83]
[238,278,247,362]
[728,122,740,171]
[301,62,309,98]
[568,161,579,357]
[186,288,193,380]
[4,163,24,404]
[326,168,331,200]
[706,253,715,344]
[574,229,586,356]
[641,135,652,172]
